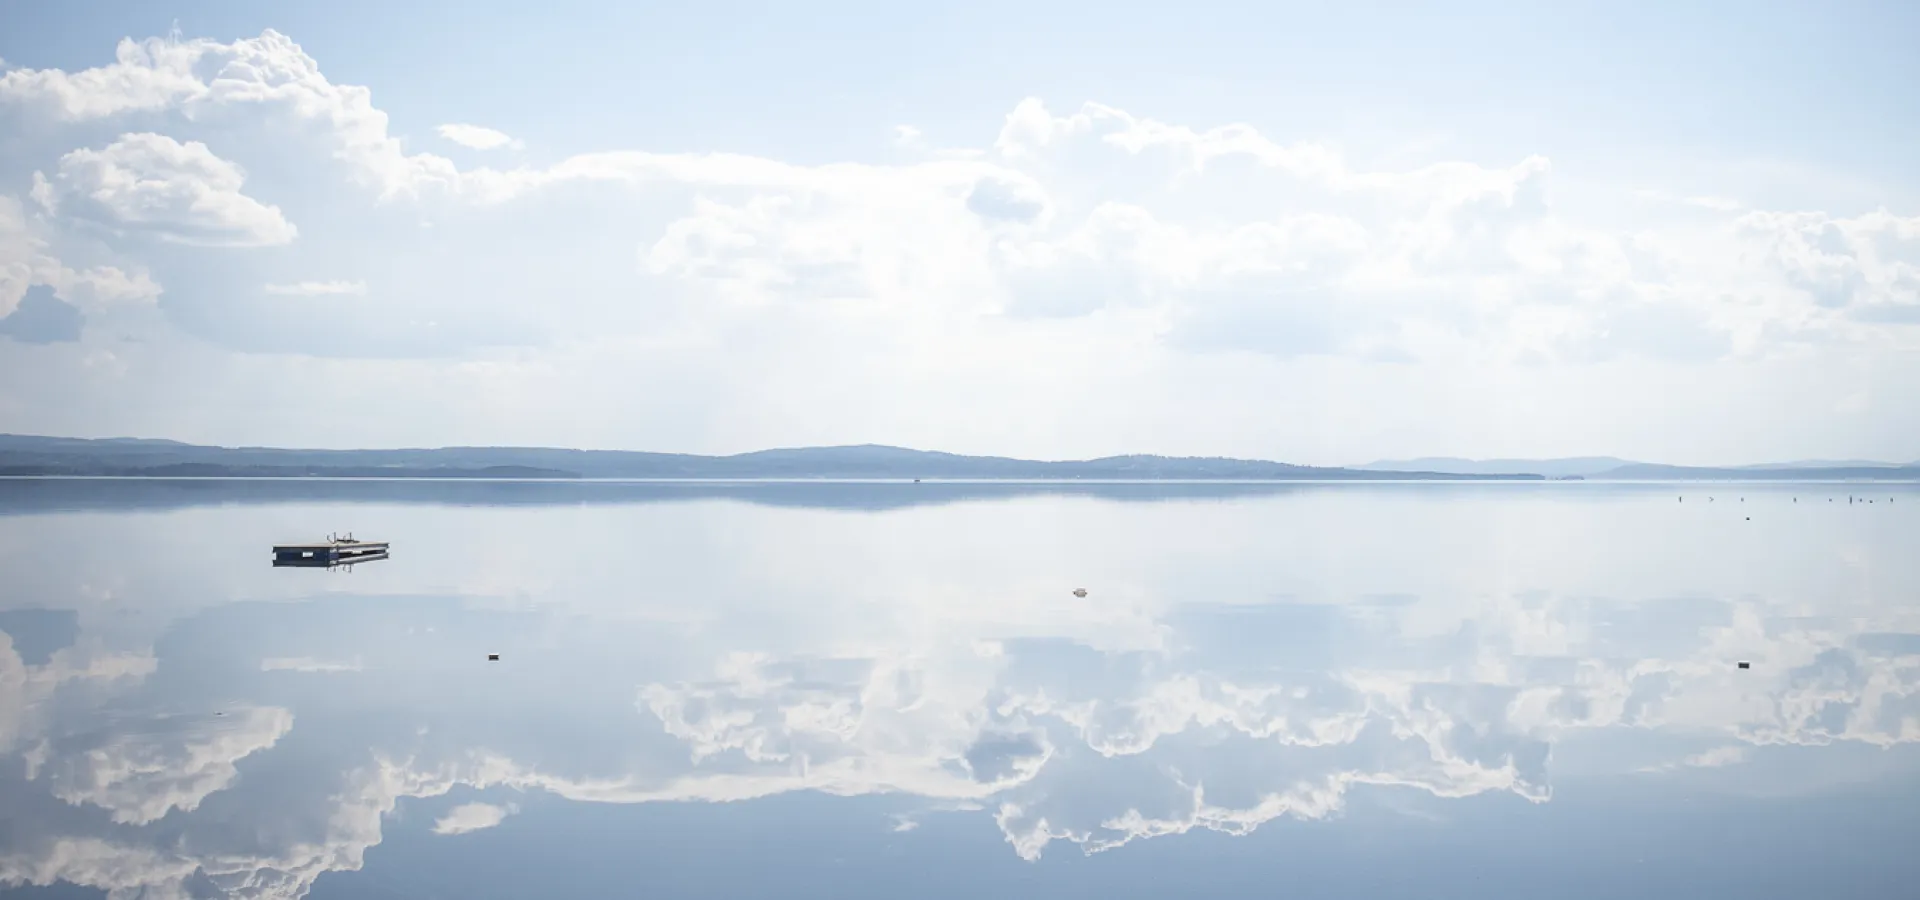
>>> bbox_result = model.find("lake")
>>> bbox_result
[2,479,1917,898]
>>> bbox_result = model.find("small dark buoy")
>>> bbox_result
[216,711,226,717]
[487,653,500,661]
[1745,517,1750,521]
[1737,661,1750,670]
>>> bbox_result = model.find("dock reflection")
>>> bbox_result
[270,551,389,569]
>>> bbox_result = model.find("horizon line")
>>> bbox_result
[2,433,1916,472]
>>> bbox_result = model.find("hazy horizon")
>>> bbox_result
[4,431,1918,475]
[4,2,1918,465]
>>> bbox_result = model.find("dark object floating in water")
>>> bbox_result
[1072,588,1088,598]
[487,653,500,661]
[1738,661,1750,669]
[1746,517,1750,520]
[273,533,389,569]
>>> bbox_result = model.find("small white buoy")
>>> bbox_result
[1072,588,1088,598]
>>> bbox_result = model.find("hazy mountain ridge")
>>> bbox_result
[1357,454,1920,480]
[1599,462,1920,481]
[1355,457,1639,478]
[3,436,1916,481]
[0,435,1526,481]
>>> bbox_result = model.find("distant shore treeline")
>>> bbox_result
[1,435,1916,481]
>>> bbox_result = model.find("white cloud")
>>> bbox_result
[431,801,517,834]
[436,123,520,151]
[262,281,366,297]
[0,28,1916,461]
[0,196,161,318]
[31,133,296,246]
[0,30,458,199]
[0,37,210,120]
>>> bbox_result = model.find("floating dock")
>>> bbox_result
[273,536,389,568]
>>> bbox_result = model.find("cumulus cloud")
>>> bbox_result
[436,123,520,151]
[431,801,517,834]
[30,133,296,246]
[0,26,1916,460]
[13,32,1912,365]
[0,30,458,199]
[0,195,160,319]
[0,37,210,120]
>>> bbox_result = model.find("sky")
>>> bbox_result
[0,0,1916,466]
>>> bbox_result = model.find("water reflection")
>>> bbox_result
[1,480,1917,898]
[271,553,390,570]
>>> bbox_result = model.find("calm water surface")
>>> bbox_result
[1,480,1917,898]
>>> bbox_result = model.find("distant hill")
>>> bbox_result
[1355,457,1638,478]
[1358,455,1920,481]
[1594,463,1920,481]
[0,435,1539,481]
[5,435,1912,482]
